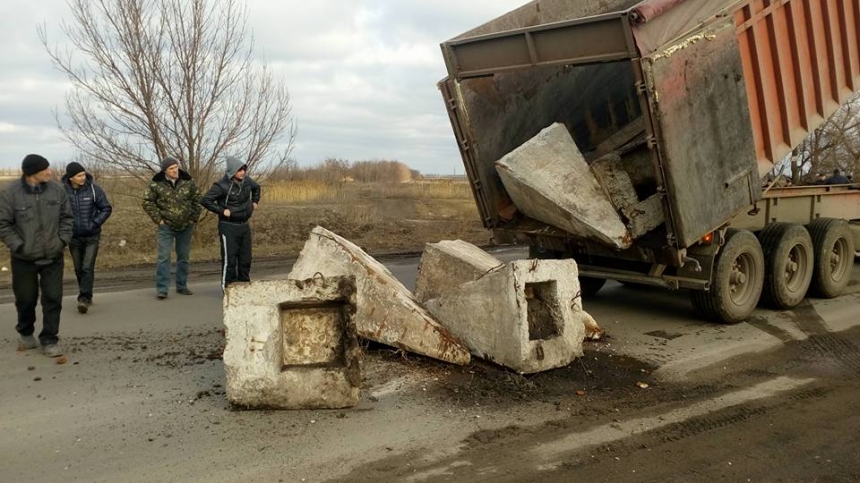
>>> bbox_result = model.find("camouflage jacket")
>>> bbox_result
[141,170,202,231]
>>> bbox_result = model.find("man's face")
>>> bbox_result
[70,171,87,187]
[165,164,179,180]
[233,167,246,181]
[30,168,53,184]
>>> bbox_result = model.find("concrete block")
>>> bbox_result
[424,259,586,374]
[591,153,639,210]
[223,276,361,410]
[289,227,470,365]
[496,123,632,249]
[414,240,503,303]
[623,194,665,239]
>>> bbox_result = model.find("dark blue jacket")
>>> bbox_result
[62,173,112,238]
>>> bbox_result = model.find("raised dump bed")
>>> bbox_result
[440,0,860,323]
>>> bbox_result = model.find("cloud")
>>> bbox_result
[0,0,525,173]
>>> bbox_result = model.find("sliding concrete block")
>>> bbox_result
[591,153,639,210]
[496,123,632,249]
[424,259,586,374]
[223,276,360,410]
[623,194,665,239]
[414,240,503,303]
[289,227,470,365]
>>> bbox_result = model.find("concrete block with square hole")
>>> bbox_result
[289,226,471,365]
[222,276,361,409]
[423,259,586,374]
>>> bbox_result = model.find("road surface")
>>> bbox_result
[1,248,859,482]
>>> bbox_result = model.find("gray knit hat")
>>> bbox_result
[160,156,179,171]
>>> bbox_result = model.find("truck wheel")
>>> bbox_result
[758,223,813,309]
[690,229,764,324]
[807,218,855,298]
[579,277,607,297]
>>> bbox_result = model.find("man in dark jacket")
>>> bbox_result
[63,162,112,313]
[0,154,73,357]
[201,156,261,290]
[142,157,202,299]
[825,169,851,185]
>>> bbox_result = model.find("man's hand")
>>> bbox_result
[223,209,231,217]
[159,220,164,225]
[252,203,258,210]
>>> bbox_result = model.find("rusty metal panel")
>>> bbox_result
[735,0,860,176]
[643,19,760,248]
[452,0,641,41]
[443,13,637,79]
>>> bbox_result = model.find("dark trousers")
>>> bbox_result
[69,234,100,302]
[219,221,252,289]
[156,224,193,293]
[12,256,64,346]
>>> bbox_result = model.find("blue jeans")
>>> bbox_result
[156,224,193,293]
[69,234,101,302]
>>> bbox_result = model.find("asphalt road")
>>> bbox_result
[1,248,859,482]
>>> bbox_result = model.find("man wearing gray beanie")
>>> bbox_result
[0,154,73,357]
[141,156,201,299]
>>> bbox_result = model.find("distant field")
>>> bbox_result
[0,176,487,271]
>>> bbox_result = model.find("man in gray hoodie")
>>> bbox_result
[200,156,261,291]
[0,154,73,357]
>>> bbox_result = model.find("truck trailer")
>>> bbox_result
[439,0,860,323]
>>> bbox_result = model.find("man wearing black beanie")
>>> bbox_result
[63,161,113,313]
[0,154,74,357]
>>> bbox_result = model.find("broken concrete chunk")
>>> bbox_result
[223,276,361,410]
[623,194,665,239]
[496,123,632,249]
[289,227,470,365]
[424,258,586,374]
[414,240,503,303]
[591,153,639,211]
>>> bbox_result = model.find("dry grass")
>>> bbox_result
[0,177,487,273]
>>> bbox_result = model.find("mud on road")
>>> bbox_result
[1,258,859,482]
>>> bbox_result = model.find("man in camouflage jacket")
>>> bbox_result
[142,157,202,299]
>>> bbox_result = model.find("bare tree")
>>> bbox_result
[39,0,296,185]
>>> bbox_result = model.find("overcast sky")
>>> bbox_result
[0,0,525,174]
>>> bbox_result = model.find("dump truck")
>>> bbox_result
[439,0,860,324]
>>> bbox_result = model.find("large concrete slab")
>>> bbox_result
[424,259,586,374]
[223,276,361,409]
[496,123,632,249]
[289,227,470,365]
[414,240,503,303]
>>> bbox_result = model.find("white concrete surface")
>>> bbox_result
[289,227,470,365]
[495,123,632,249]
[424,259,586,374]
[222,277,361,409]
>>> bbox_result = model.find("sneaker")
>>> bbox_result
[177,288,193,296]
[77,300,89,314]
[157,292,168,300]
[43,344,63,358]
[18,335,39,350]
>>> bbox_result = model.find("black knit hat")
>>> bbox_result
[22,154,50,177]
[66,161,86,178]
[161,156,179,171]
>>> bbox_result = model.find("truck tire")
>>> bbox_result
[690,229,764,324]
[758,223,813,309]
[807,218,855,298]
